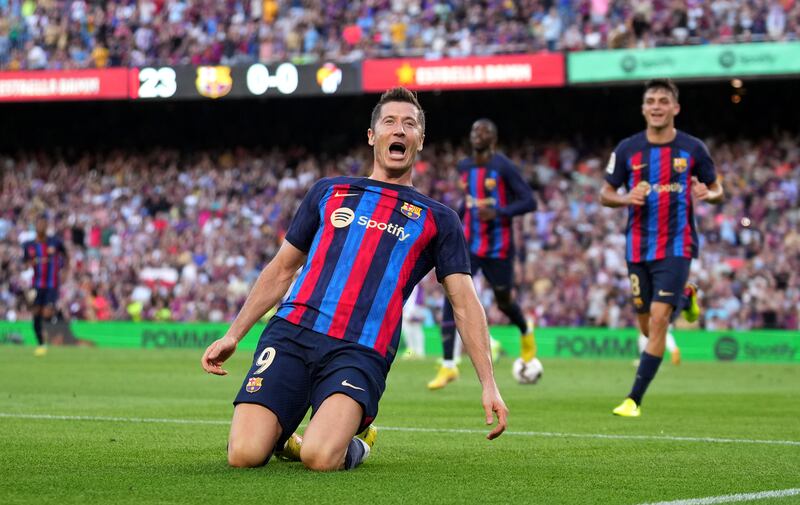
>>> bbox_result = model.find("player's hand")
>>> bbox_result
[482,384,509,440]
[627,183,648,206]
[201,335,238,375]
[691,177,711,201]
[478,207,497,221]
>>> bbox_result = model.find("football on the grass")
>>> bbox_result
[512,357,543,384]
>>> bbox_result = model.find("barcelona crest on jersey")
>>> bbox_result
[673,157,688,173]
[245,377,263,393]
[400,202,422,220]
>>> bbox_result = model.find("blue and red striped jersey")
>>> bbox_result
[458,153,536,259]
[605,130,717,262]
[275,176,469,361]
[22,237,67,289]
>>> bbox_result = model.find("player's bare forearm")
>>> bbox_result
[600,182,628,207]
[443,273,509,439]
[705,180,724,204]
[601,181,645,207]
[442,273,495,386]
[224,241,306,343]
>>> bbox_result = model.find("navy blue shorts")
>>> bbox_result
[33,288,58,307]
[470,254,514,291]
[233,317,388,450]
[626,257,691,314]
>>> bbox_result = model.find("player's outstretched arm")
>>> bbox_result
[201,241,307,375]
[442,273,509,440]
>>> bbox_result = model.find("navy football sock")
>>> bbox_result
[33,315,44,345]
[441,323,456,361]
[504,303,528,335]
[495,291,528,334]
[628,351,663,405]
[441,300,457,361]
[343,438,368,470]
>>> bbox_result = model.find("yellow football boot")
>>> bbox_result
[682,283,700,323]
[275,433,302,461]
[427,366,459,390]
[356,424,378,449]
[612,398,641,417]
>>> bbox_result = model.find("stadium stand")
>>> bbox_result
[1,0,799,70]
[1,135,798,329]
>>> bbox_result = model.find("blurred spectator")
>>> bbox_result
[1,134,798,329]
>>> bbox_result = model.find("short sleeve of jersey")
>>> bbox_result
[432,207,471,282]
[693,140,717,185]
[604,141,628,188]
[284,179,328,252]
[22,242,32,262]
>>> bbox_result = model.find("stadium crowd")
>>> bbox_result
[1,133,798,330]
[1,0,799,70]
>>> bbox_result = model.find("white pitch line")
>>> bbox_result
[637,488,800,505]
[379,426,800,446]
[0,412,228,426]
[1,413,799,447]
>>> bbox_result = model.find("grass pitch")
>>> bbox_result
[1,346,798,505]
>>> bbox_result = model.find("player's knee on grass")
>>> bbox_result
[300,439,347,471]
[300,394,365,472]
[227,438,273,468]
[227,404,283,468]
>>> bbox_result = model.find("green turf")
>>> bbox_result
[1,346,798,505]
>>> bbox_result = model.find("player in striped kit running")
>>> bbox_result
[429,118,538,390]
[22,214,69,356]
[601,79,723,417]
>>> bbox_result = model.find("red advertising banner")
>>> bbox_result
[362,54,565,91]
[0,68,129,102]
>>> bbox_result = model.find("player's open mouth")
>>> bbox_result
[388,142,407,159]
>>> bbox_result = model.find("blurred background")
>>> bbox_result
[0,0,798,346]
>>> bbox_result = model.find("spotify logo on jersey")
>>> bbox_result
[330,208,355,228]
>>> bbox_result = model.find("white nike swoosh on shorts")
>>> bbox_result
[341,380,365,391]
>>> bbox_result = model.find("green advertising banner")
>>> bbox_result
[0,321,266,350]
[1,321,798,363]
[477,326,800,363]
[568,42,800,83]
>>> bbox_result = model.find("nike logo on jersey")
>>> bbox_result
[658,290,674,296]
[632,163,647,171]
[335,191,359,198]
[341,380,365,391]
